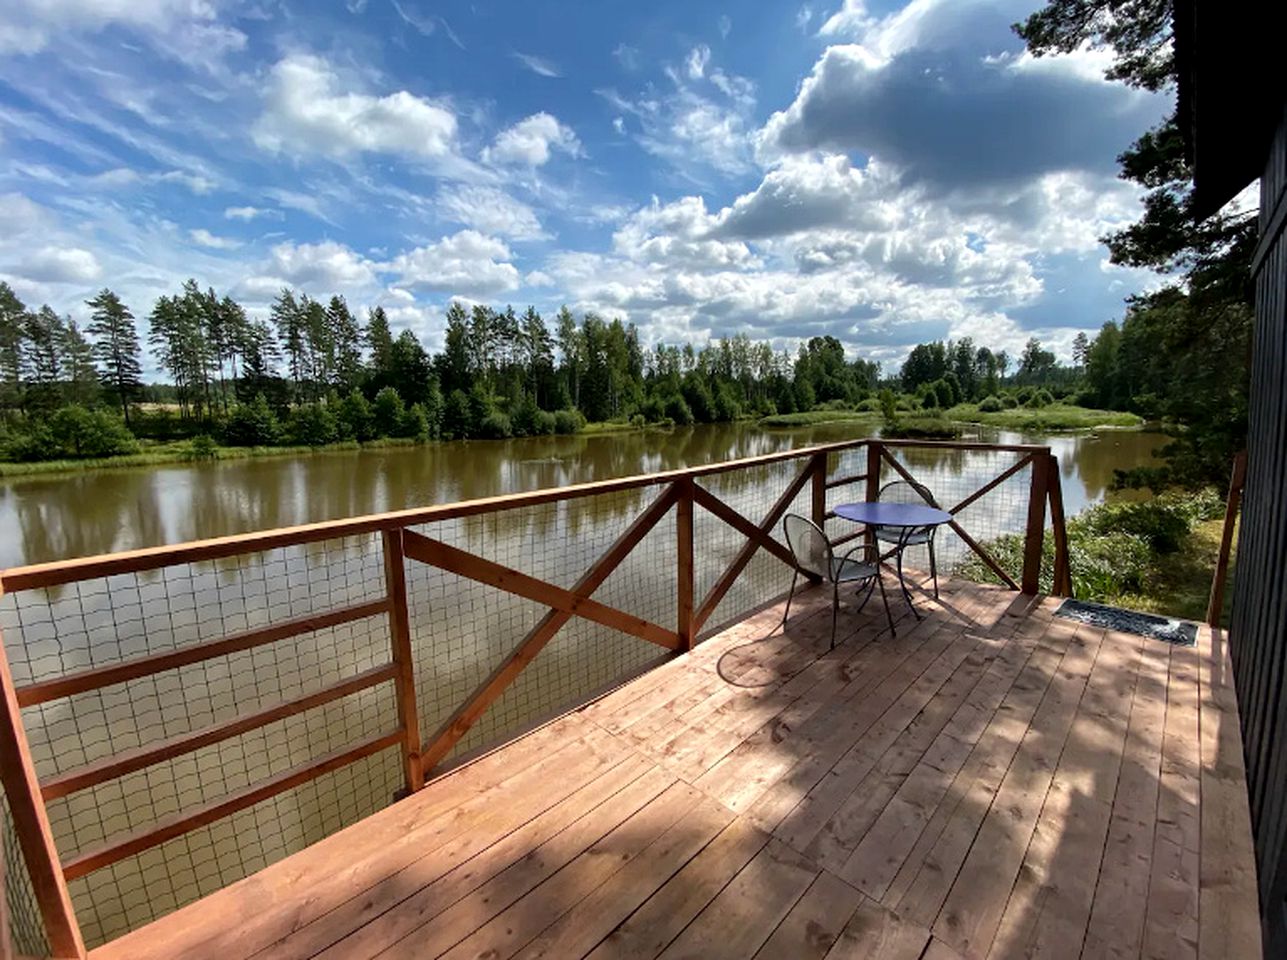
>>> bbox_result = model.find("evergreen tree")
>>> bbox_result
[22,305,65,410]
[0,282,28,412]
[85,288,142,424]
[61,318,99,407]
[271,288,306,401]
[366,306,394,387]
[328,296,364,393]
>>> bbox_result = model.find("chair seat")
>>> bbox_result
[833,557,878,582]
[874,527,933,546]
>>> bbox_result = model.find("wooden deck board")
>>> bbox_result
[87,579,1261,960]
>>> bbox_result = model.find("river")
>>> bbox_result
[0,422,1166,569]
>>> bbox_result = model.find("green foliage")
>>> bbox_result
[878,388,898,422]
[477,411,512,439]
[978,395,1003,413]
[400,402,430,441]
[185,434,219,461]
[372,387,405,438]
[880,417,961,440]
[288,403,338,446]
[336,389,374,441]
[442,389,472,440]
[663,394,694,426]
[553,408,586,435]
[1029,388,1054,408]
[223,394,281,446]
[2,406,140,461]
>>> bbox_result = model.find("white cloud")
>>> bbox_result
[156,169,215,194]
[437,185,547,241]
[513,52,561,78]
[15,246,102,284]
[0,0,232,55]
[718,14,732,38]
[267,240,379,289]
[389,230,520,296]
[686,45,711,80]
[483,113,581,167]
[189,228,242,250]
[253,54,458,162]
[612,116,626,135]
[224,206,278,221]
[613,44,640,71]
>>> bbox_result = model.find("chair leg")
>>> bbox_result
[929,539,939,600]
[896,549,916,609]
[876,568,896,636]
[855,577,876,614]
[781,569,799,631]
[830,581,839,649]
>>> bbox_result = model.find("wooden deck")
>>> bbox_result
[89,578,1261,960]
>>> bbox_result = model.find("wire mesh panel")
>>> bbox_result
[404,484,675,766]
[3,790,49,957]
[0,534,401,946]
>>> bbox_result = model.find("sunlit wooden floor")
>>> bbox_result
[91,577,1261,960]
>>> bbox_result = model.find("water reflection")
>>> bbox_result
[0,423,1165,569]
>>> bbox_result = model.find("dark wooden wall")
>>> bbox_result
[1230,101,1287,959]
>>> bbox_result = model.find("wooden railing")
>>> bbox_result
[0,436,1069,958]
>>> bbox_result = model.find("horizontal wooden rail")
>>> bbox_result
[15,599,390,707]
[824,472,867,490]
[39,663,399,801]
[61,729,402,881]
[401,531,680,651]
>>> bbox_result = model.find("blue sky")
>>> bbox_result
[0,0,1171,375]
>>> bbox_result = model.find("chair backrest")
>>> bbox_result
[783,514,833,580]
[877,479,939,509]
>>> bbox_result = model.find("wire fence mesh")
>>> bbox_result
[0,439,1047,952]
[3,791,49,957]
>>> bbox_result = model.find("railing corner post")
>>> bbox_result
[677,479,695,651]
[1021,453,1052,596]
[381,528,424,794]
[811,452,828,528]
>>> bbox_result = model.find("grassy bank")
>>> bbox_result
[944,402,1143,431]
[759,410,880,428]
[956,489,1228,622]
[0,436,422,478]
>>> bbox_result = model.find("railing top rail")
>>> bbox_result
[0,436,1050,594]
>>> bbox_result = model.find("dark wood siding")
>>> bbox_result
[1230,101,1287,959]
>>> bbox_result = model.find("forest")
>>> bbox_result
[0,272,1241,487]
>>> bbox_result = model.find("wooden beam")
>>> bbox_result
[418,484,678,773]
[0,631,84,958]
[692,458,817,636]
[824,472,868,490]
[1207,450,1247,627]
[1021,453,1051,595]
[15,599,391,707]
[811,452,828,528]
[873,439,1050,454]
[382,530,423,793]
[677,479,695,651]
[948,519,1020,592]
[60,729,401,881]
[690,485,795,570]
[947,454,1034,515]
[400,531,678,651]
[1047,456,1073,598]
[39,664,397,802]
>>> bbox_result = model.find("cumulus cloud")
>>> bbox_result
[15,246,102,283]
[437,185,547,241]
[388,230,520,296]
[253,54,458,162]
[224,206,280,221]
[266,240,379,289]
[483,113,581,166]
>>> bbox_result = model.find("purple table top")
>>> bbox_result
[833,501,952,527]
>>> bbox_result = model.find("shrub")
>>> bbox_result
[1001,394,1019,409]
[553,408,586,435]
[713,382,743,422]
[185,434,219,461]
[400,403,430,441]
[1015,386,1035,406]
[476,411,512,439]
[1029,388,1055,408]
[509,396,542,438]
[336,389,375,441]
[681,377,716,423]
[372,387,406,438]
[223,394,281,446]
[442,389,472,440]
[978,395,1003,413]
[814,399,852,412]
[629,413,646,428]
[1082,498,1193,553]
[532,410,557,435]
[288,404,339,446]
[45,406,139,458]
[663,394,694,426]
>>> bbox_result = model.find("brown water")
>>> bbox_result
[0,422,1166,569]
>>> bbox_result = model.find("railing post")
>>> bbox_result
[811,452,827,528]
[677,478,695,650]
[381,529,424,794]
[865,440,882,551]
[1047,454,1072,598]
[1208,450,1248,627]
[1021,452,1051,595]
[0,628,85,959]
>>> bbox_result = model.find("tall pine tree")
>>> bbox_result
[85,289,142,424]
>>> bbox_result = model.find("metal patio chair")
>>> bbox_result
[872,479,942,602]
[781,513,895,647]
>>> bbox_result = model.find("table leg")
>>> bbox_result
[896,530,923,620]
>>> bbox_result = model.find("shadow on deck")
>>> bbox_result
[88,577,1259,960]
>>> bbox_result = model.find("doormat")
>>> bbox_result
[1054,598,1198,647]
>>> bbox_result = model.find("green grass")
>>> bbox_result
[879,416,961,440]
[944,402,1143,431]
[0,436,422,478]
[759,409,880,428]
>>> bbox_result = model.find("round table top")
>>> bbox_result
[833,501,952,527]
